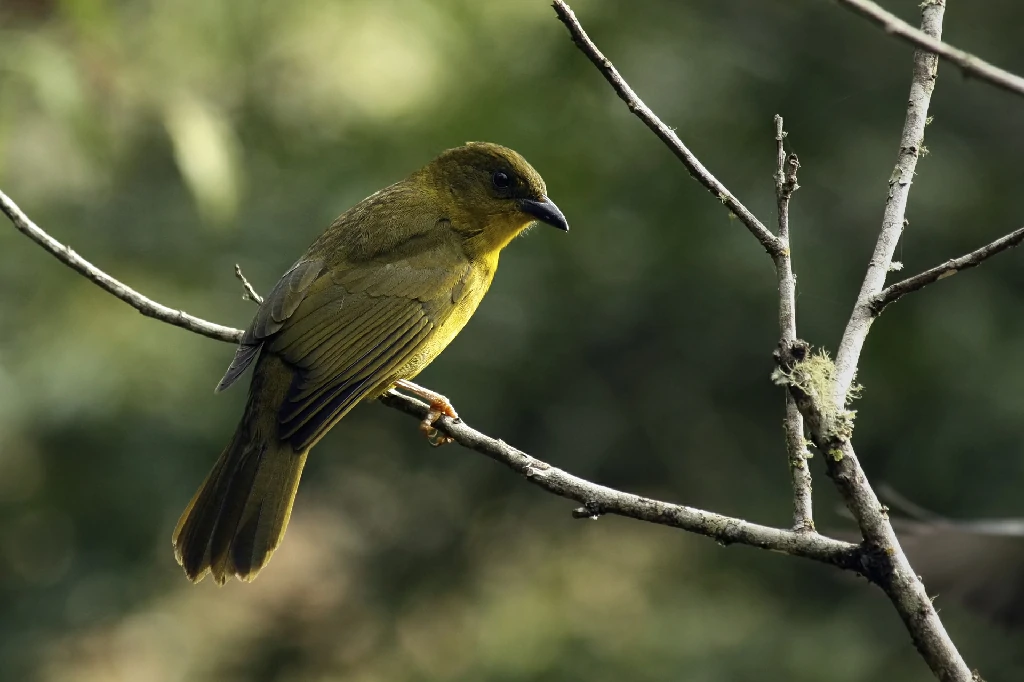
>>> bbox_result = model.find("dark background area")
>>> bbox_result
[2,0,1023,680]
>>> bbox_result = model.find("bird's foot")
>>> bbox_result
[394,379,458,446]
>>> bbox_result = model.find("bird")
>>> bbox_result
[172,142,568,584]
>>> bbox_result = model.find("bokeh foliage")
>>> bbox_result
[2,0,1024,680]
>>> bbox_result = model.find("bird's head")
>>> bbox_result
[423,142,568,256]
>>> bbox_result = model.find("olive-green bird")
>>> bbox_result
[173,142,568,584]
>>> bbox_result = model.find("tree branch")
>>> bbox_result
[776,342,973,682]
[773,115,814,532]
[551,0,785,259]
[552,3,975,679]
[833,0,944,408]
[837,0,1024,101]
[0,186,863,574]
[0,189,243,344]
[234,263,264,305]
[871,225,1024,314]
[380,390,862,570]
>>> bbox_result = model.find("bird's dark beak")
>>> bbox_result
[519,196,569,231]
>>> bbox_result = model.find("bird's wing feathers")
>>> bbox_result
[217,232,472,452]
[216,259,324,392]
[269,252,468,451]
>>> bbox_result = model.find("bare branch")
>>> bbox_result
[380,390,861,570]
[551,0,785,259]
[234,264,264,305]
[550,4,971,675]
[0,189,243,345]
[809,5,976,677]
[837,0,1024,101]
[776,342,973,682]
[773,115,813,532]
[872,226,1024,313]
[833,1,944,407]
[1,186,862,574]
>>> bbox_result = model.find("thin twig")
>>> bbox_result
[837,0,1024,101]
[1,189,243,344]
[381,390,861,570]
[871,226,1024,313]
[777,342,973,682]
[234,264,264,305]
[833,1,944,408]
[0,186,862,573]
[876,483,948,524]
[551,0,785,258]
[773,115,813,532]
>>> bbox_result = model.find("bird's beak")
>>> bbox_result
[519,196,569,231]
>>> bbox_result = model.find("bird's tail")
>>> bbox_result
[173,355,308,584]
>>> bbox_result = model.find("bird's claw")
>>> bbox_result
[393,379,458,446]
[418,397,458,447]
[423,424,454,447]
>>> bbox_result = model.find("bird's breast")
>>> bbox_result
[396,260,495,380]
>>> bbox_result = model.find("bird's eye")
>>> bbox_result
[492,171,511,190]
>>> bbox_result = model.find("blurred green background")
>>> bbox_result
[3,0,1024,680]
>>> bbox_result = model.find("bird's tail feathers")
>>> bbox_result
[173,393,308,584]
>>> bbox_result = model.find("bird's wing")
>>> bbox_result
[216,258,325,392]
[272,247,472,451]
[217,231,473,452]
[215,184,446,394]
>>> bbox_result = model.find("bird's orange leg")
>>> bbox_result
[393,379,459,446]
